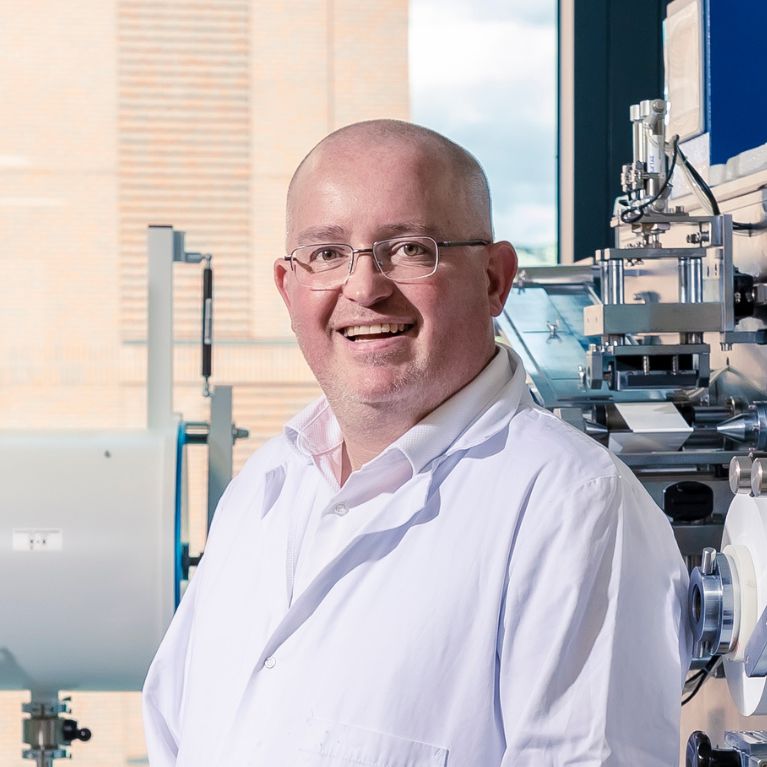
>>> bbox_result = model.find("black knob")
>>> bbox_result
[62,719,92,743]
[686,731,741,767]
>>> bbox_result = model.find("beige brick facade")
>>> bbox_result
[0,0,408,762]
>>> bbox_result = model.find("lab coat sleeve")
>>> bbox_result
[142,565,201,767]
[497,471,689,767]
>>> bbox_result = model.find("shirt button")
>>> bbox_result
[264,656,276,669]
[333,503,349,516]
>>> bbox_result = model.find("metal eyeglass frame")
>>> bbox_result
[284,237,491,287]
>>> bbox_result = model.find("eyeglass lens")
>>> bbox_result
[290,236,438,286]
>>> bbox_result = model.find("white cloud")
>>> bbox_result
[409,4,555,91]
[409,0,558,248]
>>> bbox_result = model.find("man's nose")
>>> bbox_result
[341,252,394,305]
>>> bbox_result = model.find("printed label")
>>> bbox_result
[12,529,63,551]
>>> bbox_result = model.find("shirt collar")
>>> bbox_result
[284,397,343,460]
[283,344,531,475]
[390,344,517,474]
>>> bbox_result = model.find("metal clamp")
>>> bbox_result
[22,698,91,766]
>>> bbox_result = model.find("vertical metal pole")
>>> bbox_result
[207,385,234,531]
[606,259,624,304]
[689,257,703,303]
[679,256,703,304]
[679,256,690,303]
[147,226,176,430]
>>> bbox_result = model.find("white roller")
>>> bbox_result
[0,428,178,695]
[722,493,767,715]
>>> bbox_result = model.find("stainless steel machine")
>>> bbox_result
[499,97,767,567]
[497,96,767,765]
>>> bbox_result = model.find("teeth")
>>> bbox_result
[342,323,409,338]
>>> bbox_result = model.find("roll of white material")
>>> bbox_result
[723,493,767,715]
[0,428,178,695]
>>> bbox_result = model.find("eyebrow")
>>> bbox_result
[295,221,434,245]
[295,225,348,244]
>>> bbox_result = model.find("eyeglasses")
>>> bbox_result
[284,236,490,289]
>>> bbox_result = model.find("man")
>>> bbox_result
[143,120,690,766]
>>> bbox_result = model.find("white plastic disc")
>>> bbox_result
[723,493,767,715]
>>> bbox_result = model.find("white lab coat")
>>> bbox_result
[143,352,690,766]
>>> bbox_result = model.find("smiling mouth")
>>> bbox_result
[340,323,413,341]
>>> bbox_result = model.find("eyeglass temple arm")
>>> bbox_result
[437,239,491,248]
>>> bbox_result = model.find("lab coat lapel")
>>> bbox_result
[230,468,440,719]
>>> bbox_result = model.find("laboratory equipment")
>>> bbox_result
[1,226,248,766]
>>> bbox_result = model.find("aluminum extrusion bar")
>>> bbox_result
[207,385,234,532]
[147,226,177,431]
[584,302,722,335]
[617,450,741,468]
[514,265,596,285]
[597,247,708,261]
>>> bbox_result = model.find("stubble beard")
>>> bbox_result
[311,345,434,425]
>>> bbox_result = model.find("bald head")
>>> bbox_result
[286,119,493,241]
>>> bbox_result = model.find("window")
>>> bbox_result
[409,0,557,264]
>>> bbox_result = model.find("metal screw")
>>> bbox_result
[232,426,250,442]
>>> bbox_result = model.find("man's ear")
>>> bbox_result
[274,258,293,311]
[486,241,518,316]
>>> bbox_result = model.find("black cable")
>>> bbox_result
[682,657,720,706]
[734,220,767,233]
[617,135,767,232]
[676,144,721,215]
[681,673,708,706]
[684,668,706,686]
[675,145,767,233]
[619,136,679,224]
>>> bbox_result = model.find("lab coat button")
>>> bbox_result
[264,656,276,669]
[334,503,348,516]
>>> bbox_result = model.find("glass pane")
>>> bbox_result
[409,0,558,265]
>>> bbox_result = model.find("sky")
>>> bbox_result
[409,0,557,250]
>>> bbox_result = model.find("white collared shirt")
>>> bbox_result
[286,348,511,600]
[143,347,690,767]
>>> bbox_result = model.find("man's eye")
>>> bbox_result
[394,242,425,258]
[311,248,345,263]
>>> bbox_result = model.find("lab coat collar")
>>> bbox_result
[281,344,532,480]
[284,397,342,461]
[440,345,533,460]
[391,344,528,474]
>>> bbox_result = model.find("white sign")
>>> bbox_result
[12,528,63,551]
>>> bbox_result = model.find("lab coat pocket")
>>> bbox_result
[299,717,449,766]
